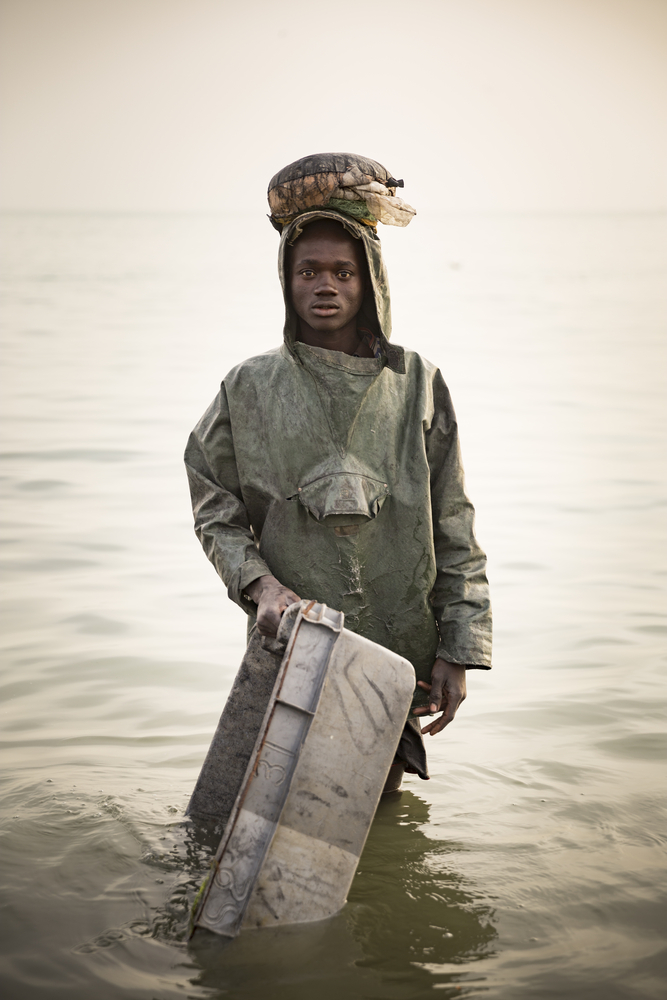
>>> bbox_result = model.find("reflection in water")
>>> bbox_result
[347,791,497,978]
[184,790,496,999]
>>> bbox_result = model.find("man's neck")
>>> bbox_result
[297,320,373,357]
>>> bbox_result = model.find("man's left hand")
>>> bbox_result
[412,659,467,736]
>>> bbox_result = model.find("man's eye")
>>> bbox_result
[338,270,352,278]
[301,269,315,277]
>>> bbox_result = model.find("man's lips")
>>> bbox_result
[311,303,339,314]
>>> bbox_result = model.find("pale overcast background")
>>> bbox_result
[1,0,666,214]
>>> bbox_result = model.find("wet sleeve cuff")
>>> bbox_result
[229,559,273,614]
[436,619,492,669]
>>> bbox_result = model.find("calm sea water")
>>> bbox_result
[1,211,665,1000]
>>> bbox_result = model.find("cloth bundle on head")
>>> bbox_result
[268,152,416,231]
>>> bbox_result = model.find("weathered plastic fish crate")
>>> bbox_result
[188,600,414,938]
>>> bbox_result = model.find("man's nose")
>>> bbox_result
[314,271,337,294]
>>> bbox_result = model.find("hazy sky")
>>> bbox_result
[1,0,665,212]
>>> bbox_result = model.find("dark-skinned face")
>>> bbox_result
[289,221,366,345]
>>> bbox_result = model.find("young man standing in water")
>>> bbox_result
[185,153,491,780]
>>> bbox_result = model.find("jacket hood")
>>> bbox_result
[277,209,404,372]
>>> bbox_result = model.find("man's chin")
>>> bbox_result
[308,320,347,335]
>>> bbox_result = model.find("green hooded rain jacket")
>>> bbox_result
[185,210,492,705]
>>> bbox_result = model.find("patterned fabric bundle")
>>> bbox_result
[268,152,416,230]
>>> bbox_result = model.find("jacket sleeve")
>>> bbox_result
[425,371,492,668]
[184,384,272,612]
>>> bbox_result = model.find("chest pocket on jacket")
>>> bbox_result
[290,473,390,528]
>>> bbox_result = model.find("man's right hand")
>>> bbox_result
[245,575,301,638]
